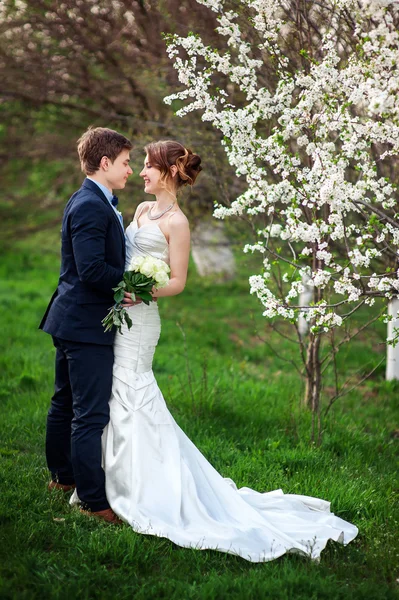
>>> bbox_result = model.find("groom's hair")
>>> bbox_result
[77,127,133,175]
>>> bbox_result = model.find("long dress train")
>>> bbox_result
[71,221,358,562]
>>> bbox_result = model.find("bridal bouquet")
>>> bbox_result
[102,255,170,334]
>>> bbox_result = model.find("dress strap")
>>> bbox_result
[166,210,179,224]
[136,202,151,222]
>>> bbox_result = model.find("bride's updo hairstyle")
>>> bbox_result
[144,140,202,191]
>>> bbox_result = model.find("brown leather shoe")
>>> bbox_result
[80,507,123,525]
[48,481,76,493]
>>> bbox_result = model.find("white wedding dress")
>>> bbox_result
[71,220,358,562]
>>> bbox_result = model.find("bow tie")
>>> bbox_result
[111,195,119,207]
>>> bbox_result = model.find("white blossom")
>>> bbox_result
[165,0,399,332]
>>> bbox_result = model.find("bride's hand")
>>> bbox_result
[122,291,142,307]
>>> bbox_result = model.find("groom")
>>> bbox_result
[40,127,133,523]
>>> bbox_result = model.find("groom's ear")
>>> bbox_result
[100,156,109,171]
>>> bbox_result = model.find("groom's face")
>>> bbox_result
[106,149,133,190]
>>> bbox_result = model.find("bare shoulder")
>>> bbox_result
[135,200,153,212]
[134,200,154,219]
[169,210,190,233]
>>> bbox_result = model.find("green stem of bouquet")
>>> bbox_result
[102,272,156,335]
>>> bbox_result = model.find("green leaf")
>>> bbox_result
[137,291,153,304]
[114,289,125,303]
[136,280,154,290]
[125,313,133,330]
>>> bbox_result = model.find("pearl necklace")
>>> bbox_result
[148,202,176,220]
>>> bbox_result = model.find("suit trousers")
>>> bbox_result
[46,336,113,512]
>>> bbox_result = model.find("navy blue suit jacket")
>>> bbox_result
[40,178,126,345]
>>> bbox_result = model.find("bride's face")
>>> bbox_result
[139,155,162,196]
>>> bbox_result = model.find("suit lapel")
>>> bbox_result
[82,179,126,254]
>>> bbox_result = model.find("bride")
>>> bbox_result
[72,140,358,562]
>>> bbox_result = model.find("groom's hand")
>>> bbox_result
[122,291,142,307]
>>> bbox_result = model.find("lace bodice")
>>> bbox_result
[125,221,169,270]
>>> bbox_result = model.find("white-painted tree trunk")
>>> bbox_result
[298,274,314,337]
[386,297,399,380]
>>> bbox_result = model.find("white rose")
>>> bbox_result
[139,257,155,277]
[128,256,145,272]
[154,271,169,288]
[157,262,170,276]
[150,261,163,275]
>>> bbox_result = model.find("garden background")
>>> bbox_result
[0,1,398,598]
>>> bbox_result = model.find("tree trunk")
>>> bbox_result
[304,332,322,444]
[298,273,314,337]
[302,249,323,442]
[386,297,399,380]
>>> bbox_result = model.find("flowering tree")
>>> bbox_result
[164,0,399,440]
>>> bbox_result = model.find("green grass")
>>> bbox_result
[0,230,398,600]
